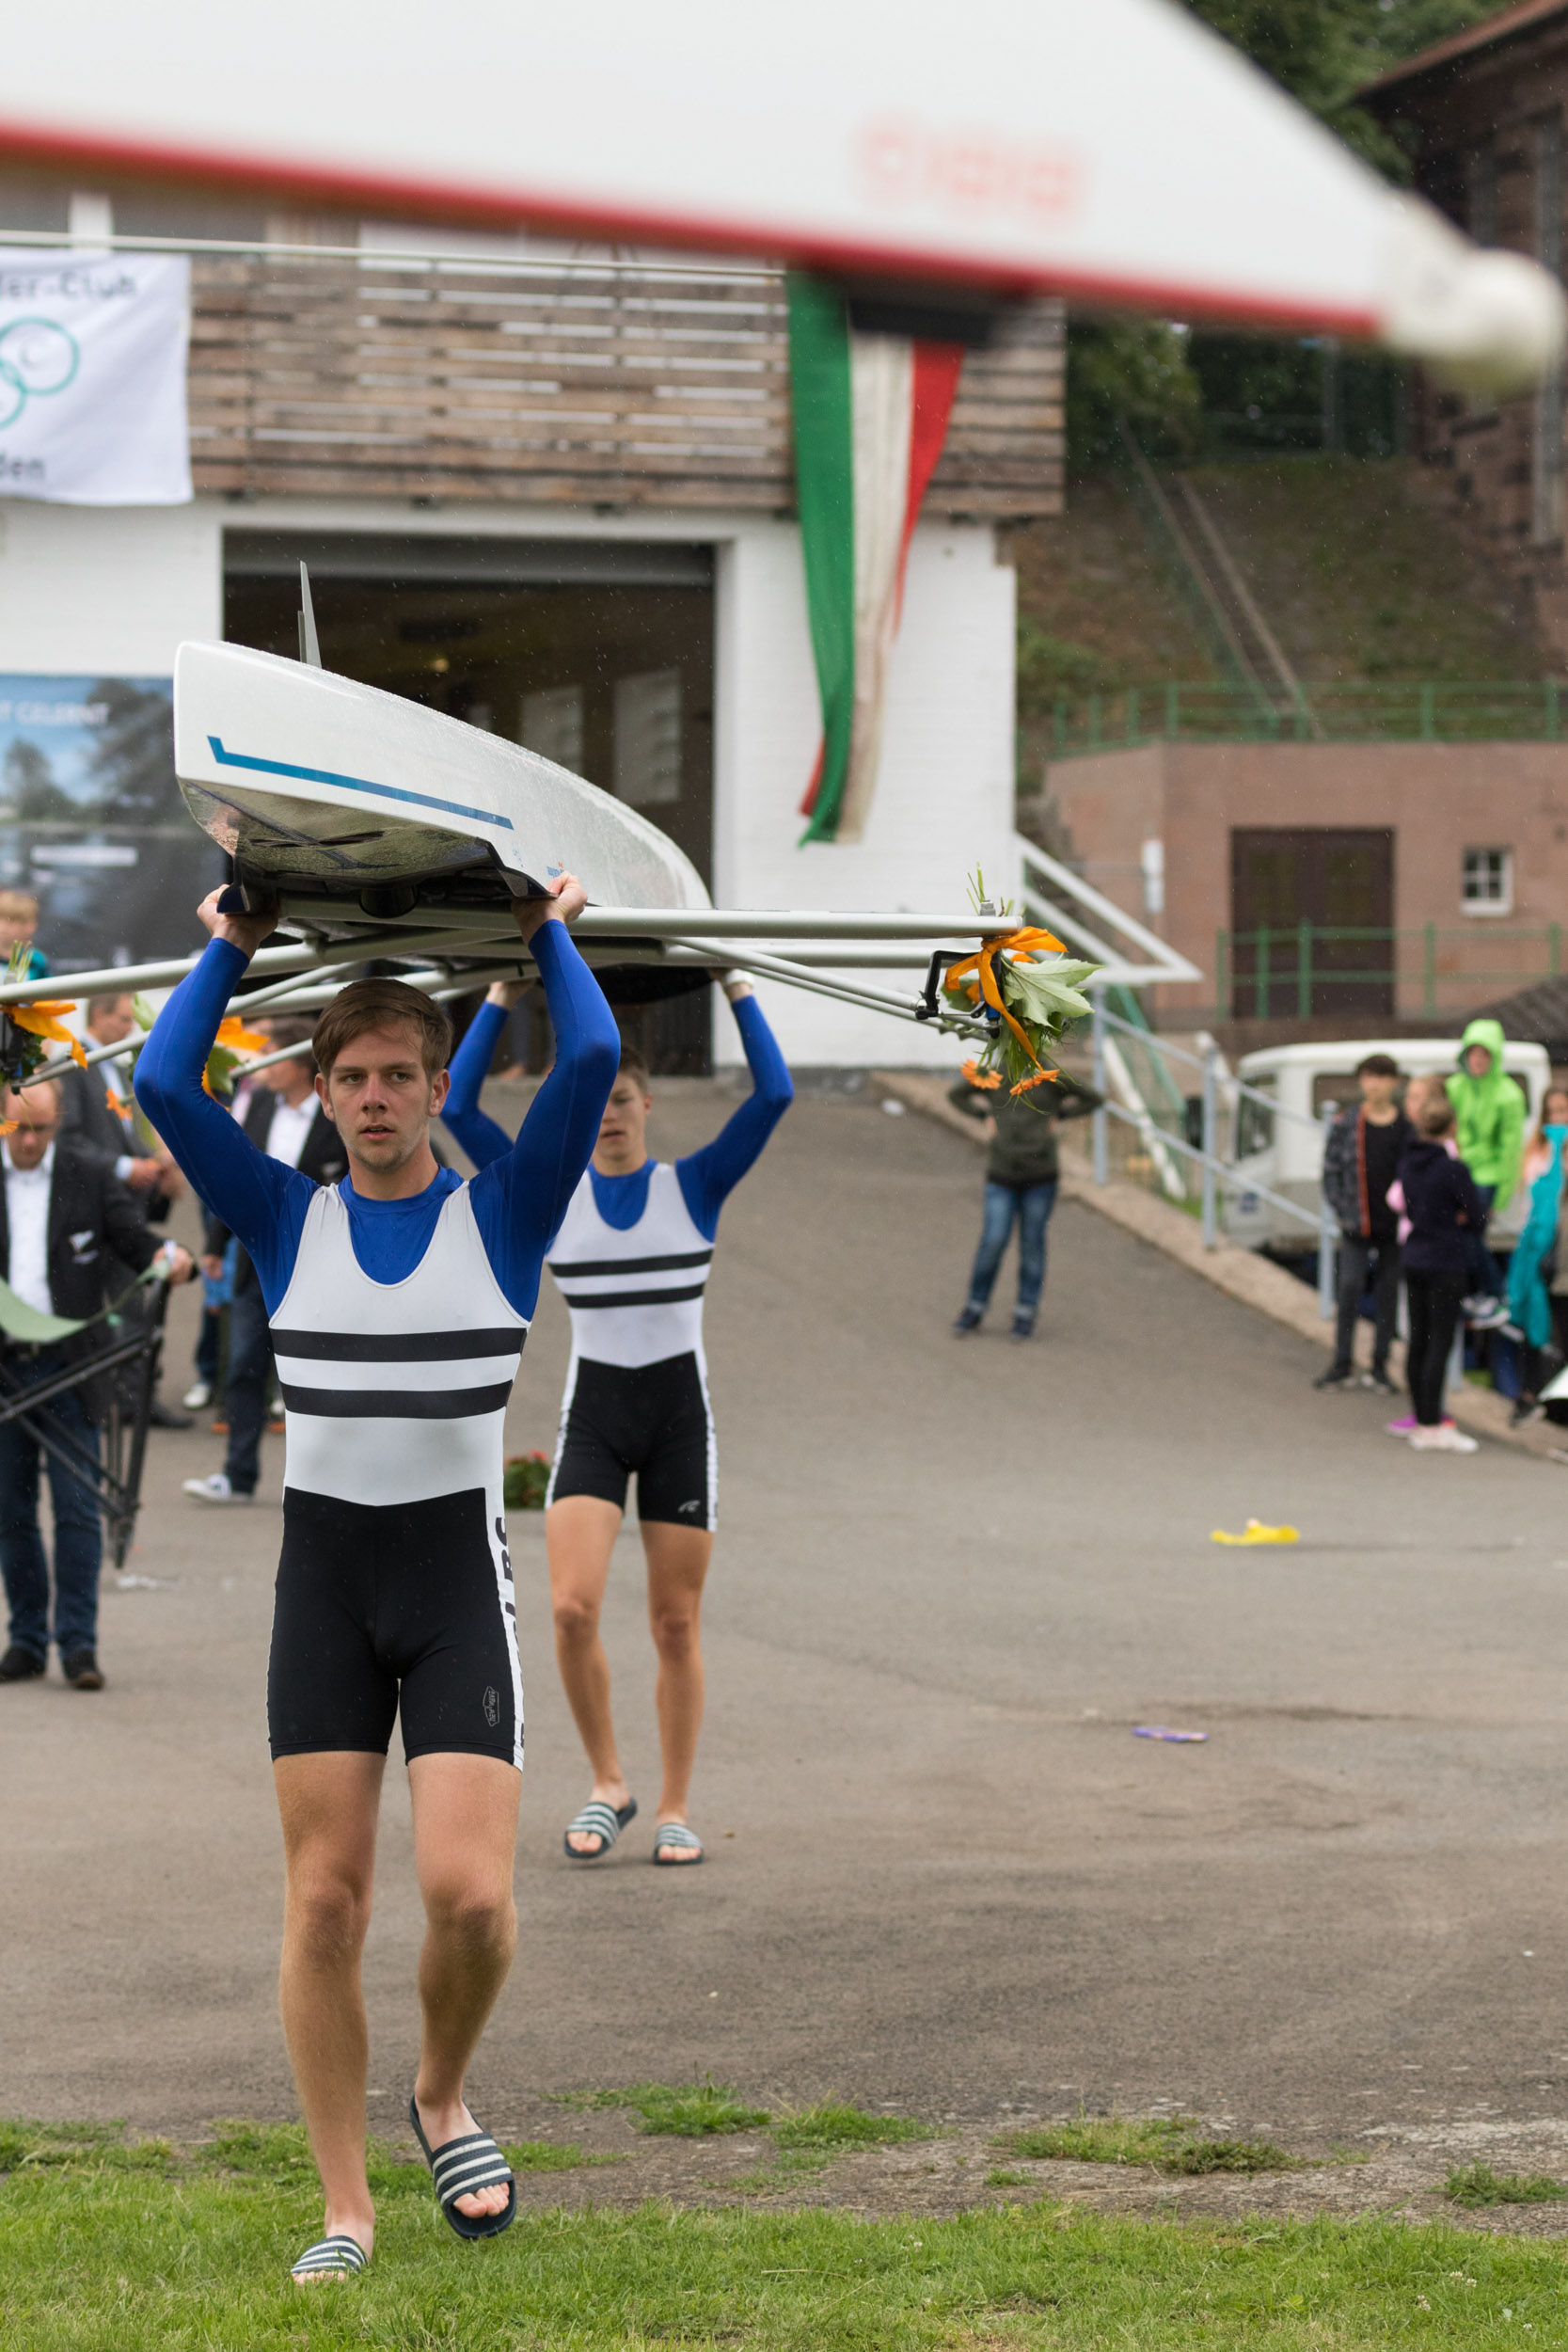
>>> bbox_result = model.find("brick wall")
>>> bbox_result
[1044,737,1568,1031]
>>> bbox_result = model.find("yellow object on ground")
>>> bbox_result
[1211,1519,1300,1546]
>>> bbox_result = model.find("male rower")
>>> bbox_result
[135,879,617,2285]
[444,971,791,1866]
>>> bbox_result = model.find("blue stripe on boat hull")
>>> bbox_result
[206,738,515,832]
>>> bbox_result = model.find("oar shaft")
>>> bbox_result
[0,921,525,1009]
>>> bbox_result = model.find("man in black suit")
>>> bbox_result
[57,992,191,1429]
[0,1079,194,1690]
[183,1018,347,1506]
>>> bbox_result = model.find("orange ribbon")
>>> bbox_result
[214,1016,270,1055]
[943,926,1064,1084]
[7,1002,88,1071]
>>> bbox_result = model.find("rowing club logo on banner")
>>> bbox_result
[0,253,192,506]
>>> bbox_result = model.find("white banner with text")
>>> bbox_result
[0,251,191,505]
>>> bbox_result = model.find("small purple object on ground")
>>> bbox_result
[1132,1725,1208,1743]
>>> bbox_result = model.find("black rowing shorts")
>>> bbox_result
[546,1351,716,1531]
[267,1486,523,1768]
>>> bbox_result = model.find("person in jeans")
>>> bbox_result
[1315,1053,1411,1394]
[1397,1087,1484,1454]
[0,1079,193,1689]
[950,1068,1101,1341]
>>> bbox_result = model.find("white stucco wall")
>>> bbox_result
[0,498,223,669]
[0,495,1015,1070]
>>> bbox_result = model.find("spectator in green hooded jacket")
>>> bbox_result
[1445,1016,1525,1319]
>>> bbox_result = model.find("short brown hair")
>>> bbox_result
[313,980,452,1082]
[1356,1052,1400,1079]
[1418,1089,1457,1138]
[259,1014,317,1066]
[617,1043,651,1089]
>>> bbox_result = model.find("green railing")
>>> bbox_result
[1050,680,1568,755]
[1217,922,1564,1022]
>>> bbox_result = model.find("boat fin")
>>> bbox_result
[297,562,323,668]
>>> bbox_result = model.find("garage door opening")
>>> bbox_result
[223,532,716,1073]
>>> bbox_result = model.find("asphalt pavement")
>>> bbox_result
[4,1077,1568,2157]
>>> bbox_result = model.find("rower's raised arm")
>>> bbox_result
[442,993,513,1171]
[468,909,619,1313]
[134,930,313,1310]
[675,984,793,1240]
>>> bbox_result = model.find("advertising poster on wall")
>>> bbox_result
[0,676,224,974]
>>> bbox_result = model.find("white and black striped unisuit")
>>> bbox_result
[544,1164,718,1529]
[271,1184,528,1506]
[546,1163,713,1372]
[266,1183,528,1769]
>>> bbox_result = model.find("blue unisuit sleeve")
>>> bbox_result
[134,937,317,1313]
[675,992,793,1242]
[469,920,620,1314]
[441,996,512,1170]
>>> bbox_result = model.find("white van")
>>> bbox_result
[1221,1036,1552,1254]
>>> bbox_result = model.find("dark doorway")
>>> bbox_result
[223,532,716,1073]
[1230,828,1395,1020]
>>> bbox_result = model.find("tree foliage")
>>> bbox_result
[1067,320,1202,474]
[1064,0,1498,468]
[1185,0,1497,176]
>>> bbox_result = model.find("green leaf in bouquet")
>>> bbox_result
[1002,958,1096,1032]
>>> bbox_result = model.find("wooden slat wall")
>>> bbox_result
[188,256,1063,516]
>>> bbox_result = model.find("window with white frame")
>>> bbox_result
[1462,847,1513,915]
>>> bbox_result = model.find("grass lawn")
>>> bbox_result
[3,2121,1568,2348]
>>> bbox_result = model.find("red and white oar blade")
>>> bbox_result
[3,0,1560,388]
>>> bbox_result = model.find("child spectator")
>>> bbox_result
[1396,1088,1485,1454]
[0,889,46,980]
[1445,1018,1524,1327]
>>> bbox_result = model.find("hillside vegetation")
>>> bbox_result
[1009,456,1556,792]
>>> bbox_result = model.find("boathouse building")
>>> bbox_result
[0,206,1063,1070]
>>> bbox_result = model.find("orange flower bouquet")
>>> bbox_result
[942,893,1100,1098]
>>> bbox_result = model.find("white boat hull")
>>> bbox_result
[174,641,711,923]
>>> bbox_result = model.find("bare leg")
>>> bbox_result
[408,1751,522,2223]
[546,1495,632,1850]
[643,1521,713,1858]
[274,1750,386,2272]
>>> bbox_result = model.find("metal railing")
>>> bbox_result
[1088,992,1335,1315]
[1218,921,1561,1021]
[1049,679,1568,756]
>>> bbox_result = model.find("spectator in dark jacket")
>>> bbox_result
[1315,1052,1411,1395]
[0,1079,194,1690]
[949,1068,1101,1341]
[1395,1087,1485,1454]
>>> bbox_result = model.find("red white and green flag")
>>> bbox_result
[787,277,963,845]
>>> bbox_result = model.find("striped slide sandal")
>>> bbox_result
[290,2233,369,2281]
[562,1795,637,1861]
[653,1821,705,1867]
[408,2095,516,2241]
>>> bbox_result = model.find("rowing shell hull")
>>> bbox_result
[174,641,711,917]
